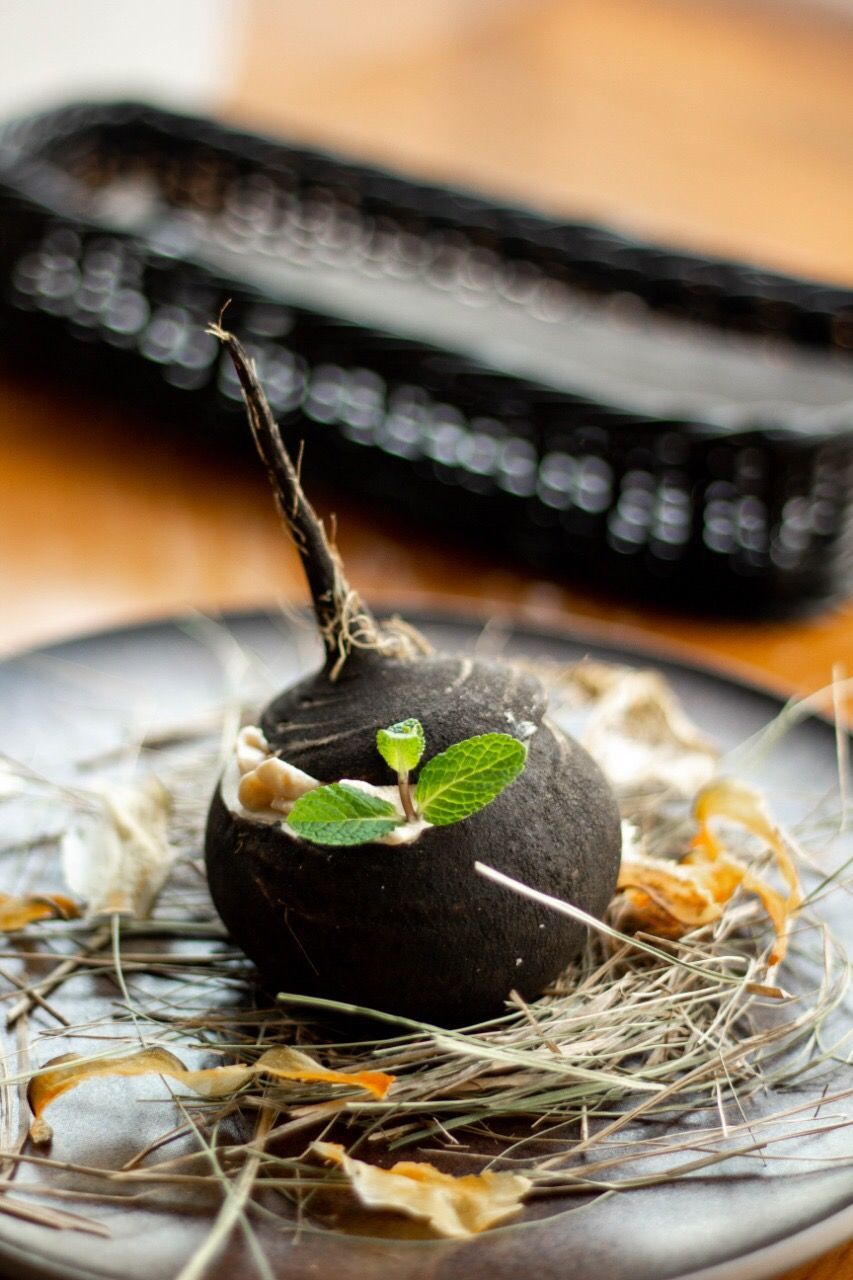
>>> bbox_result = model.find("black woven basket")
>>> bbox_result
[1,100,851,613]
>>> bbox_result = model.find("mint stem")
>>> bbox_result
[398,773,417,823]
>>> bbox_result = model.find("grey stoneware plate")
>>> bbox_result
[0,609,849,1280]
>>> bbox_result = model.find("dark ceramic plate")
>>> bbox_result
[0,610,850,1280]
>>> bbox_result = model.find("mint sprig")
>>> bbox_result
[288,783,403,846]
[376,718,425,822]
[376,719,425,775]
[415,734,528,826]
[285,718,528,848]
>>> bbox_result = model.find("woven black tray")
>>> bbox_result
[0,101,851,612]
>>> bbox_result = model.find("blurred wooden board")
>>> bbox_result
[232,0,853,286]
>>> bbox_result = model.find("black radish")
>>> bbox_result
[204,327,622,1027]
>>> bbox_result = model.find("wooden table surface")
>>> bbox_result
[0,0,850,1275]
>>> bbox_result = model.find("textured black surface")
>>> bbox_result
[206,649,622,1025]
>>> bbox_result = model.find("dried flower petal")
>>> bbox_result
[690,778,802,966]
[29,1045,394,1144]
[61,776,176,918]
[614,888,688,939]
[313,1141,530,1238]
[0,893,79,932]
[692,779,801,896]
[617,853,720,927]
[616,779,802,968]
[583,671,718,795]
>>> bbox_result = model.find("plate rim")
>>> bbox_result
[0,605,849,1280]
[6,602,841,731]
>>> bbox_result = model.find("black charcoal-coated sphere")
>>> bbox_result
[205,649,622,1027]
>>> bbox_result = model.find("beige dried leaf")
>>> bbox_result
[312,1141,530,1238]
[61,776,176,918]
[583,670,718,795]
[556,659,634,704]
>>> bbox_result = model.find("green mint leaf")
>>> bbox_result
[376,719,425,775]
[415,733,528,826]
[288,784,403,846]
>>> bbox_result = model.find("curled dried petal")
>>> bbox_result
[618,854,720,927]
[692,778,802,966]
[313,1141,530,1238]
[0,894,79,932]
[615,779,803,969]
[28,1045,394,1145]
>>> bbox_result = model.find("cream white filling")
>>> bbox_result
[227,725,430,846]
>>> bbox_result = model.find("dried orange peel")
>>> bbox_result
[28,1045,394,1145]
[0,893,79,932]
[617,779,802,969]
[313,1141,530,1238]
